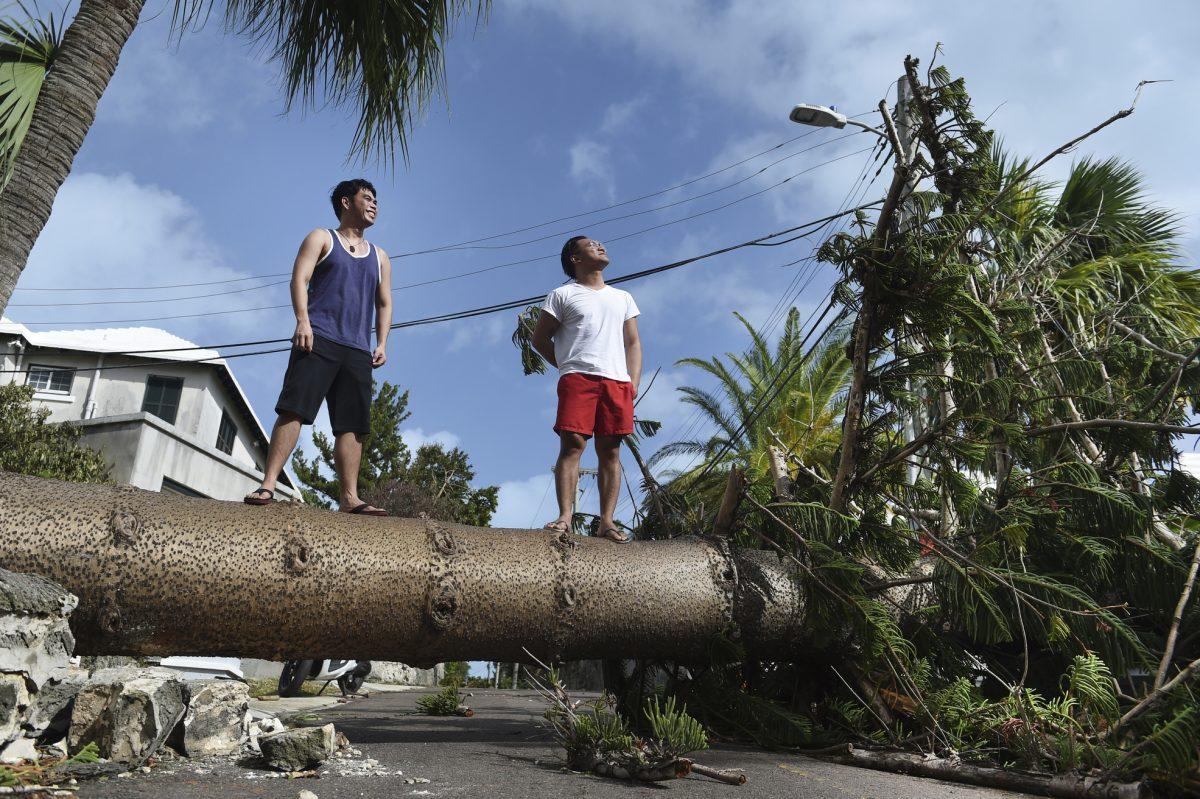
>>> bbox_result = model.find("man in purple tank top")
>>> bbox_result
[244,179,393,515]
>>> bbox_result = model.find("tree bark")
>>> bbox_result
[0,0,145,315]
[0,472,807,663]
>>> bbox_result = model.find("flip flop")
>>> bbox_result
[600,527,634,544]
[543,520,570,532]
[347,503,388,517]
[244,487,274,506]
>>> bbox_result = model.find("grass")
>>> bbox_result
[246,678,333,699]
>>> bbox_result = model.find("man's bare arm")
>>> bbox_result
[624,317,642,393]
[373,248,393,368]
[531,311,560,369]
[290,229,329,352]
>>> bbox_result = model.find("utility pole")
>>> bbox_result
[893,74,928,490]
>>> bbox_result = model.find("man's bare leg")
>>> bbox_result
[595,435,627,541]
[549,432,587,531]
[247,412,303,500]
[334,431,366,511]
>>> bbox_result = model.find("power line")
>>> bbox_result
[0,204,880,371]
[644,146,884,483]
[12,144,874,315]
[12,124,873,294]
[16,151,877,326]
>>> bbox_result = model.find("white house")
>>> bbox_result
[0,318,301,501]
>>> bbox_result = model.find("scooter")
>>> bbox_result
[278,658,372,698]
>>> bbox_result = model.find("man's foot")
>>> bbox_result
[543,520,570,533]
[342,502,388,517]
[244,487,274,506]
[599,527,634,544]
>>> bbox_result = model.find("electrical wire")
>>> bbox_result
[11,120,874,294]
[0,203,881,371]
[11,143,875,314]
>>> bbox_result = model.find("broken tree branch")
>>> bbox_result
[688,762,747,785]
[1027,420,1200,437]
[820,747,1150,799]
[1109,320,1188,364]
[713,467,745,536]
[1108,655,1200,739]
[1153,539,1200,691]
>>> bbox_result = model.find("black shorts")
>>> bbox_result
[274,335,373,434]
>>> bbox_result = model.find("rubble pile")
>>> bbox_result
[0,567,357,790]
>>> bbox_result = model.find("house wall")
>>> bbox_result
[0,334,298,501]
[77,412,298,501]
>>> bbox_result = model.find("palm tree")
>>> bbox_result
[650,308,851,519]
[0,0,487,315]
[0,5,63,190]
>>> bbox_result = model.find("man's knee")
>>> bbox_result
[558,432,588,459]
[594,435,623,461]
[275,411,304,428]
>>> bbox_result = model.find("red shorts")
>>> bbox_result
[555,373,634,438]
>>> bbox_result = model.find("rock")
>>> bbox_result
[68,667,187,765]
[298,791,319,799]
[24,672,86,743]
[0,673,31,747]
[259,724,336,772]
[173,680,249,757]
[0,567,77,692]
[0,735,38,764]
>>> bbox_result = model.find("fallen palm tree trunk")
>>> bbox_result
[0,472,805,663]
[822,748,1149,799]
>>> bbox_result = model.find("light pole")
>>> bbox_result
[789,103,887,139]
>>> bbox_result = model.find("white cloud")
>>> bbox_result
[401,427,462,451]
[569,139,616,202]
[507,0,1200,251]
[14,172,274,341]
[634,368,687,424]
[98,23,274,133]
[446,314,510,353]
[601,95,649,135]
[492,472,555,529]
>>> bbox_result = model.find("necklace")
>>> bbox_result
[337,230,367,253]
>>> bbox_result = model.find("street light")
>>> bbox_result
[789,103,885,138]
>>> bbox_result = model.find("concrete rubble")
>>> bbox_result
[171,679,249,757]
[0,566,78,765]
[258,723,337,772]
[67,666,187,765]
[0,567,388,792]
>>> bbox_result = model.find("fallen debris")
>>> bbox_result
[67,667,186,765]
[820,747,1150,799]
[0,568,77,767]
[258,723,336,772]
[415,685,473,717]
[532,661,743,785]
[172,680,249,758]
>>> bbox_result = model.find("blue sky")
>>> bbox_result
[10,0,1200,535]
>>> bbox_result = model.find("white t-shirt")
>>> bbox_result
[542,283,640,382]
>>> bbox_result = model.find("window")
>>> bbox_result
[216,410,237,455]
[160,477,207,498]
[142,375,183,424]
[27,364,74,394]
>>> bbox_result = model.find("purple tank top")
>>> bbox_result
[307,230,380,352]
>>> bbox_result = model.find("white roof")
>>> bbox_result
[0,317,222,363]
[1,316,300,494]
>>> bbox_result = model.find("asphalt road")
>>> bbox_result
[75,688,1038,799]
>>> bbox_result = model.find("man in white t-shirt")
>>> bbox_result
[531,236,642,543]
